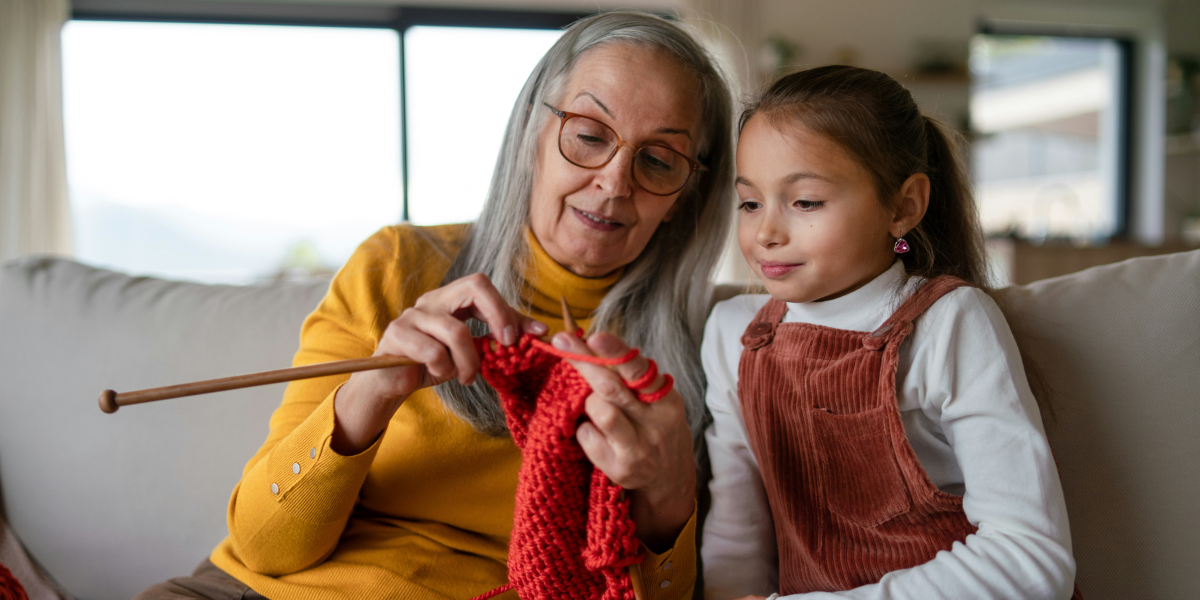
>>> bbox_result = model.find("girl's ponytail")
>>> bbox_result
[905,116,987,286]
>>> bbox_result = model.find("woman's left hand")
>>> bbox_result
[551,331,696,551]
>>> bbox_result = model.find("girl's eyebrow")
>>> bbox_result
[782,171,829,184]
[736,171,829,187]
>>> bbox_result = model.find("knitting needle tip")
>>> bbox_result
[560,296,577,335]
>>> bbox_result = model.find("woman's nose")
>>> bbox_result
[593,146,634,198]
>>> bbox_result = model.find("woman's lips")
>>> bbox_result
[758,261,802,279]
[572,207,623,232]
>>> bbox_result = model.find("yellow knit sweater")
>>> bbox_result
[210,223,696,600]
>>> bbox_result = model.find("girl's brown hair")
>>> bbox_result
[740,65,1056,422]
[740,65,986,286]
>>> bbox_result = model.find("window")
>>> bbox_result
[63,21,401,283]
[970,34,1130,242]
[62,4,584,283]
[404,26,562,225]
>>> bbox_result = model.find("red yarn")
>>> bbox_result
[0,563,29,600]
[469,333,673,600]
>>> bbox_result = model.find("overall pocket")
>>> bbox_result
[811,405,911,527]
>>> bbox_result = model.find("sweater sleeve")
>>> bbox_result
[700,298,778,600]
[634,505,699,600]
[223,227,412,575]
[777,288,1076,600]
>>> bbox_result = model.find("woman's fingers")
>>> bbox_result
[554,331,657,485]
[586,333,668,396]
[335,274,543,457]
[399,273,547,386]
[391,308,479,385]
[426,273,542,346]
[521,314,551,337]
[553,330,695,548]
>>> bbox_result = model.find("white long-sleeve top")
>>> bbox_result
[701,261,1077,600]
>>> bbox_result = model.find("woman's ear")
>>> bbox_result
[892,173,930,238]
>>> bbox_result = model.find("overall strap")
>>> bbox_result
[741,298,788,350]
[881,276,972,330]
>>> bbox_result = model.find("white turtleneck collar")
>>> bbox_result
[781,260,910,332]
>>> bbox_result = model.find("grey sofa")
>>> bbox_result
[1,251,1198,599]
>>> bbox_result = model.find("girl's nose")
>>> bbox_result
[593,146,634,198]
[756,205,788,247]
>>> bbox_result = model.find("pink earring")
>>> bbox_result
[893,237,910,254]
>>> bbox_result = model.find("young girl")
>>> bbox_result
[700,66,1081,600]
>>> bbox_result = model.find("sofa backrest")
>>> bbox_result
[0,251,1197,600]
[0,256,330,599]
[999,249,1200,600]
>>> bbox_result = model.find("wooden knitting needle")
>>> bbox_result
[98,354,417,414]
[560,296,578,335]
[99,298,577,414]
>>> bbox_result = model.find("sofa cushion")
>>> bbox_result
[1001,250,1200,600]
[0,256,330,600]
[0,516,70,600]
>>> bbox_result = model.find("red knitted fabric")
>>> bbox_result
[470,333,671,600]
[0,563,29,600]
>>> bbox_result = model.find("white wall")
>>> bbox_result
[743,0,1198,245]
[192,0,1200,247]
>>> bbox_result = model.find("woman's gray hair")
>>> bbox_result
[435,11,736,448]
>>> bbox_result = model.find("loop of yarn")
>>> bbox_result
[626,360,658,391]
[468,333,672,600]
[527,337,641,367]
[634,374,674,403]
[470,583,515,600]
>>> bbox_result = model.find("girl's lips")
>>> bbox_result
[572,207,623,232]
[758,261,802,279]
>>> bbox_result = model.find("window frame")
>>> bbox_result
[70,0,592,221]
[975,22,1135,238]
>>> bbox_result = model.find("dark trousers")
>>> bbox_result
[134,559,267,600]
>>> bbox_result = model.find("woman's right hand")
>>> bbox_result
[331,273,548,454]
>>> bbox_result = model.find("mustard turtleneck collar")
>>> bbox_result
[522,229,623,332]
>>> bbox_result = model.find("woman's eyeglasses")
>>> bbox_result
[544,103,702,196]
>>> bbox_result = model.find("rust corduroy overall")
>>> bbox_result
[738,276,1082,597]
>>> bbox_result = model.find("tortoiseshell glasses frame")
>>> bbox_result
[544,103,703,196]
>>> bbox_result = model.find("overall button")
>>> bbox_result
[310,447,317,459]
[270,483,279,495]
[659,580,671,589]
[662,561,672,571]
[746,322,772,337]
[292,462,301,475]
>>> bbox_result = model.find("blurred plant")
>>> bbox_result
[913,38,968,76]
[270,239,334,281]
[1166,55,1199,136]
[758,35,802,77]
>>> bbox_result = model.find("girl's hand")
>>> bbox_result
[332,273,547,455]
[552,331,696,551]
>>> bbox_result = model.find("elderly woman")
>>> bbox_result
[137,11,734,600]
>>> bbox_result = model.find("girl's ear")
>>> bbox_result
[892,173,930,238]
